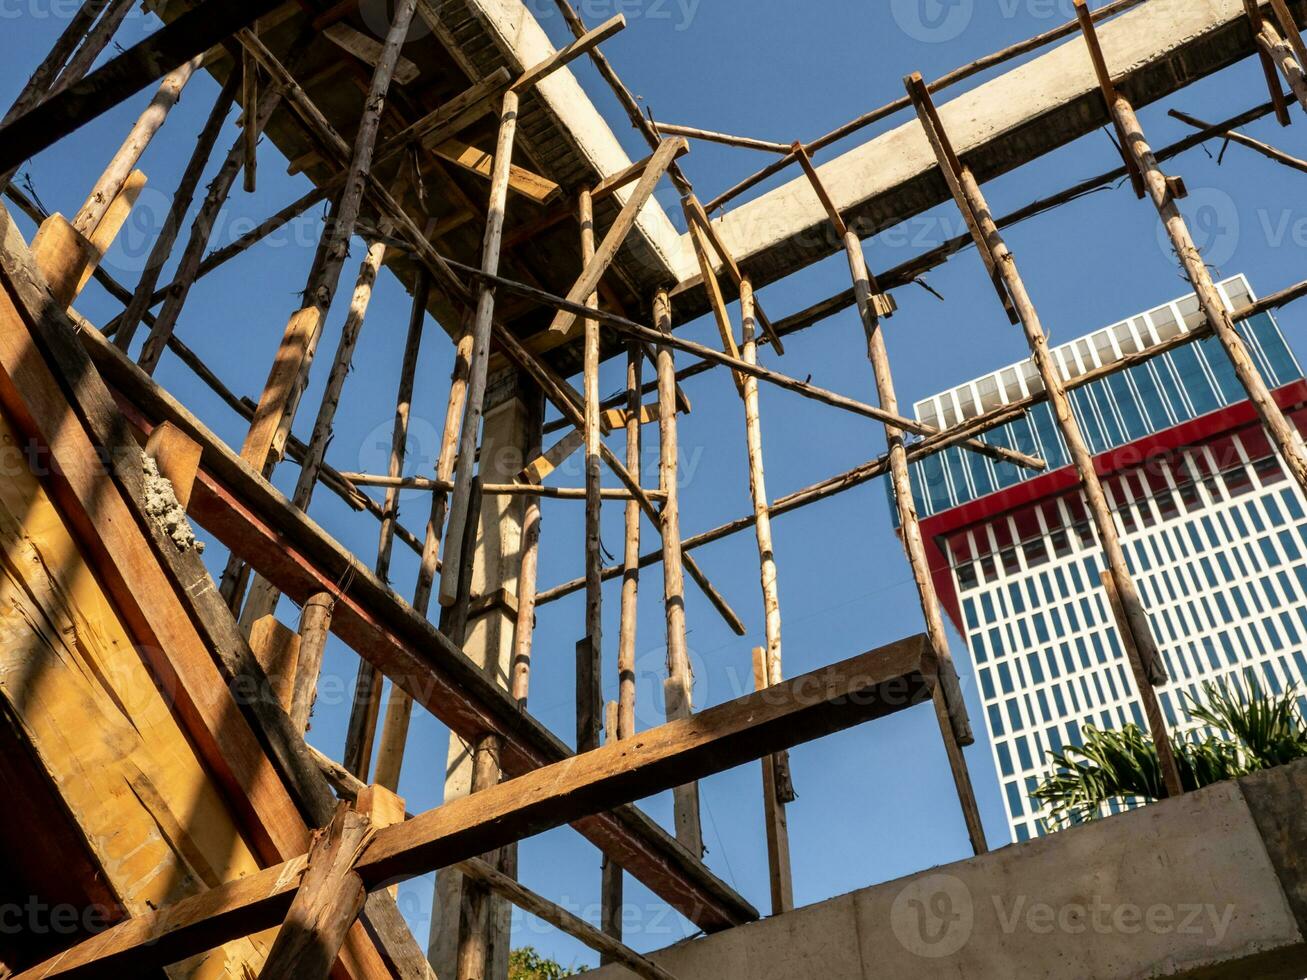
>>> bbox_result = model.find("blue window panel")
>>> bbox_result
[997,661,1014,695]
[1198,334,1245,403]
[1104,373,1148,441]
[1016,737,1033,770]
[1283,489,1305,521]
[1245,313,1301,383]
[1265,496,1286,527]
[1006,698,1023,731]
[1008,582,1026,615]
[1280,611,1301,645]
[980,593,996,621]
[1053,686,1068,716]
[1006,782,1024,818]
[1018,619,1032,647]
[996,741,1014,777]
[1066,720,1081,745]
[1169,344,1220,415]
[963,597,980,631]
[1068,388,1107,453]
[988,703,1006,737]
[964,447,996,500]
[1261,537,1283,568]
[1280,529,1302,562]
[1027,653,1045,684]
[979,668,995,700]
[1265,617,1283,650]
[1030,404,1068,470]
[1036,688,1051,720]
[1015,823,1031,842]
[1127,361,1173,431]
[1033,613,1050,643]
[1129,702,1145,727]
[919,451,954,515]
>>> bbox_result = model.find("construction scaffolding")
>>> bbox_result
[1,0,1306,976]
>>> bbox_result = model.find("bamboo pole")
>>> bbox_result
[702,0,1148,213]
[654,288,703,858]
[794,147,987,856]
[1077,1,1307,501]
[288,232,393,512]
[369,274,431,793]
[511,386,544,706]
[907,71,1166,685]
[137,36,311,374]
[0,0,133,195]
[292,592,335,733]
[617,343,641,738]
[1167,108,1307,173]
[752,645,794,915]
[114,73,237,350]
[581,189,604,737]
[1101,570,1184,799]
[438,255,1042,472]
[72,55,201,240]
[439,88,520,607]
[1257,14,1307,109]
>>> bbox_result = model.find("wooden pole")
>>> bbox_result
[289,232,393,511]
[581,188,604,746]
[72,55,201,240]
[137,37,310,374]
[1168,108,1307,174]
[1076,1,1307,501]
[1101,571,1184,799]
[511,385,544,706]
[292,592,335,733]
[114,73,237,350]
[439,88,520,606]
[1257,16,1307,109]
[369,275,433,793]
[455,733,503,980]
[654,288,703,858]
[907,71,1166,685]
[242,36,260,193]
[0,0,283,175]
[793,146,987,855]
[617,343,641,738]
[752,645,794,915]
[257,801,372,980]
[0,0,108,129]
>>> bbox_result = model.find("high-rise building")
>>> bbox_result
[902,275,1307,842]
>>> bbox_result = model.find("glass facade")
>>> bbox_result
[904,276,1302,519]
[906,276,1307,842]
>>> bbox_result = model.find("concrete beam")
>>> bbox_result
[579,759,1307,979]
[670,0,1307,313]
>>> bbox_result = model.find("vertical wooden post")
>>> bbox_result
[71,55,201,241]
[511,385,544,706]
[454,732,503,980]
[137,36,312,374]
[654,287,703,858]
[599,703,623,961]
[114,74,238,351]
[752,645,794,915]
[617,342,642,739]
[906,72,1166,685]
[1256,7,1307,109]
[793,148,987,856]
[1101,570,1184,799]
[439,88,520,606]
[292,592,335,733]
[257,801,371,980]
[580,187,604,760]
[1075,2,1307,501]
[242,28,260,193]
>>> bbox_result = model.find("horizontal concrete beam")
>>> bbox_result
[668,0,1305,317]
[580,759,1307,979]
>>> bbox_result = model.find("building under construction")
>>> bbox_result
[0,0,1305,977]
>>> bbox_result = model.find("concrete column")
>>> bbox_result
[429,369,534,980]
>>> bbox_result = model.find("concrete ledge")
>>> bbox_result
[581,760,1307,979]
[673,0,1307,313]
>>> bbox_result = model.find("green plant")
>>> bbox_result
[509,947,579,980]
[1032,675,1307,830]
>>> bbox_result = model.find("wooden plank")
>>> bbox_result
[545,138,687,340]
[325,23,420,85]
[20,636,933,977]
[248,615,301,710]
[433,138,560,204]
[240,306,320,471]
[0,202,429,980]
[258,802,372,980]
[144,420,203,510]
[70,301,757,931]
[0,0,286,172]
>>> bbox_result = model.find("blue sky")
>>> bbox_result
[5,0,1306,970]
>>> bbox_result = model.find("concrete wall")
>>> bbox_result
[581,761,1307,979]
